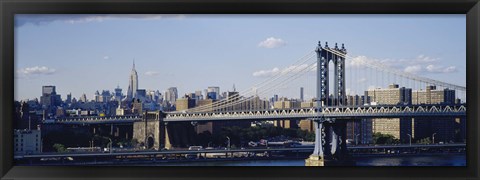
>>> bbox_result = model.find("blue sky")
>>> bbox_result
[14,14,466,101]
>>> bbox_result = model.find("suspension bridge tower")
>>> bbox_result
[306,41,351,166]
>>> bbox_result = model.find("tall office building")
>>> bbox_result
[66,93,72,104]
[79,94,88,103]
[94,90,100,102]
[164,87,178,104]
[114,85,123,101]
[100,90,112,103]
[127,61,138,101]
[207,86,220,100]
[40,85,61,109]
[300,87,304,102]
[136,89,147,102]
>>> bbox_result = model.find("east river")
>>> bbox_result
[143,154,466,166]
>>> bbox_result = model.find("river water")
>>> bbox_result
[144,154,466,166]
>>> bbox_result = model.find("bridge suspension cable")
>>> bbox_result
[322,48,466,92]
[169,50,316,113]
[194,60,317,112]
[170,46,465,114]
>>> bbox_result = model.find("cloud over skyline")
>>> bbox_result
[252,64,314,77]
[258,37,286,48]
[16,66,56,78]
[145,71,160,76]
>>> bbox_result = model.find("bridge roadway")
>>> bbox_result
[165,104,466,122]
[14,143,466,159]
[52,104,466,125]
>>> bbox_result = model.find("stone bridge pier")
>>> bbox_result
[133,111,197,150]
[132,111,171,150]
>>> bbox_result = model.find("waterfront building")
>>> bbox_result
[193,99,215,134]
[132,98,143,115]
[412,85,456,105]
[365,84,413,143]
[273,98,300,129]
[365,84,412,105]
[14,128,42,155]
[410,85,458,143]
[298,99,316,132]
[175,96,196,111]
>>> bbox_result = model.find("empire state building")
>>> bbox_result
[127,61,138,101]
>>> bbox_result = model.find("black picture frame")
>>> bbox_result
[1,0,479,179]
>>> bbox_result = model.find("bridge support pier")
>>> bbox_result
[132,111,172,150]
[305,119,325,166]
[306,119,352,166]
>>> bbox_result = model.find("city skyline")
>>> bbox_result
[14,14,466,101]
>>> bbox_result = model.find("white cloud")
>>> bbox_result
[348,56,369,68]
[357,77,367,83]
[253,67,280,77]
[404,65,422,74]
[426,64,457,73]
[252,64,314,77]
[17,66,56,76]
[145,71,160,76]
[416,54,439,63]
[347,55,456,75]
[16,66,56,79]
[103,56,110,60]
[258,37,286,48]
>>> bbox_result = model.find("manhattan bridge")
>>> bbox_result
[56,41,467,166]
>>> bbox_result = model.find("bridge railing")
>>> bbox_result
[165,104,466,121]
[52,115,143,123]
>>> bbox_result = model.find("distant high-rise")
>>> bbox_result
[207,86,220,100]
[66,93,72,104]
[300,87,304,102]
[94,90,100,102]
[127,60,139,101]
[165,87,178,104]
[40,85,61,108]
[79,94,88,103]
[114,85,123,101]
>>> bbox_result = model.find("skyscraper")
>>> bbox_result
[114,85,123,101]
[300,87,304,102]
[127,60,139,101]
[164,87,178,104]
[207,86,220,100]
[40,85,61,109]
